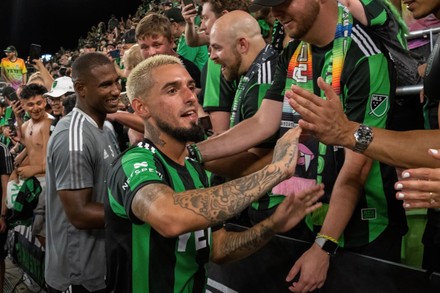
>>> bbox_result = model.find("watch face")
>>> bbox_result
[355,125,373,144]
[315,237,338,254]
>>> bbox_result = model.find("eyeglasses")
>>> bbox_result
[47,97,64,104]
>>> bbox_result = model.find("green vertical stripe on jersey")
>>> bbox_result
[132,224,151,293]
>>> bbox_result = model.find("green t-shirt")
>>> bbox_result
[177,34,209,71]
[200,59,236,113]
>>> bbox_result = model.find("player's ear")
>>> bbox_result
[131,98,151,118]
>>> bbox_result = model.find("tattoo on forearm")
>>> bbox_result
[221,223,275,258]
[272,140,297,170]
[173,164,282,223]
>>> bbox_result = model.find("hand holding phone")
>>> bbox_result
[7,118,16,137]
[181,0,197,23]
[109,49,120,59]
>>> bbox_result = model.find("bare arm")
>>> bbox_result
[197,99,282,162]
[22,70,27,85]
[59,188,104,229]
[211,184,324,264]
[114,60,126,78]
[0,174,10,232]
[181,2,210,47]
[131,127,301,238]
[339,0,368,25]
[107,111,144,133]
[208,111,230,135]
[1,67,12,84]
[32,59,54,90]
[204,148,273,179]
[287,149,372,292]
[288,77,440,169]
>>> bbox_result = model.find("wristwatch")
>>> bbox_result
[315,237,338,255]
[353,124,373,153]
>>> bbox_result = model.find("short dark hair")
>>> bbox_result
[71,52,112,82]
[19,83,48,100]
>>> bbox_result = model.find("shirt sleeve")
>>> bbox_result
[52,129,95,190]
[115,148,166,224]
[360,0,388,27]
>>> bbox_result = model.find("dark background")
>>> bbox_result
[0,0,142,58]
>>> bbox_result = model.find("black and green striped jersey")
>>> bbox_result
[265,20,407,248]
[228,44,283,212]
[199,59,236,112]
[105,139,214,293]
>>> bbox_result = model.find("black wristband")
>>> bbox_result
[186,144,203,164]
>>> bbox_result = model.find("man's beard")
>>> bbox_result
[287,2,319,40]
[157,119,205,143]
[223,48,242,82]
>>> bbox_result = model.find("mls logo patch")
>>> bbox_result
[369,94,389,117]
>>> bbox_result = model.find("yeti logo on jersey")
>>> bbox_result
[134,162,148,169]
[369,94,389,117]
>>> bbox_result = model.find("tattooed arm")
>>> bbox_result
[211,184,324,264]
[131,127,302,238]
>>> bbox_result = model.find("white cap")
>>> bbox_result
[44,76,74,98]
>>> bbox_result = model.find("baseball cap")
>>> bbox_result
[164,8,185,23]
[4,45,17,53]
[43,76,74,98]
[249,0,287,12]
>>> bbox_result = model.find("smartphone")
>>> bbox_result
[182,0,195,7]
[7,118,16,137]
[199,115,213,136]
[109,49,120,59]
[29,44,42,64]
